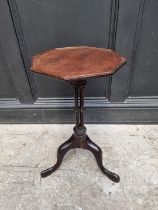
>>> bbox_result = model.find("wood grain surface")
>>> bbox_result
[31,46,126,81]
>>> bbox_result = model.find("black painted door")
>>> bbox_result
[0,0,158,123]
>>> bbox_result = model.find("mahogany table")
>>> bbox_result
[31,46,126,183]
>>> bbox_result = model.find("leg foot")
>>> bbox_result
[84,136,120,183]
[41,135,74,178]
[41,133,120,183]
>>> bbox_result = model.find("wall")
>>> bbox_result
[0,0,158,123]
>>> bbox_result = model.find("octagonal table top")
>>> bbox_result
[31,46,126,81]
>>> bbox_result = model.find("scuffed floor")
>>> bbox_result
[0,125,158,210]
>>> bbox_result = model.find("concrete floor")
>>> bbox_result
[0,124,158,210]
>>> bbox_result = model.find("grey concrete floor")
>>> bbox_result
[0,124,158,210]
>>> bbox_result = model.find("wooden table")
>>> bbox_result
[31,46,126,183]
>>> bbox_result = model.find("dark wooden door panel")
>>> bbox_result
[0,0,158,123]
[110,0,140,102]
[0,0,33,103]
[0,49,16,98]
[129,0,158,97]
[15,0,112,99]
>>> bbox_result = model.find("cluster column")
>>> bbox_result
[71,80,87,136]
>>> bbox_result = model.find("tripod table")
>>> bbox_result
[31,46,126,183]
